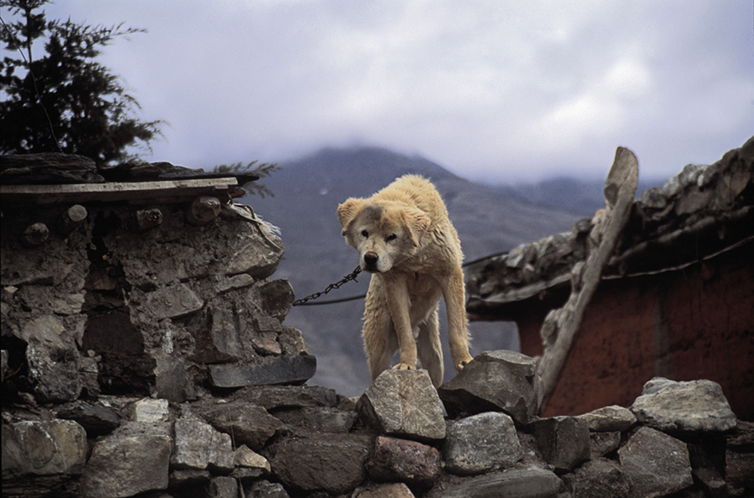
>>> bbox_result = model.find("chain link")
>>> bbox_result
[292,266,363,306]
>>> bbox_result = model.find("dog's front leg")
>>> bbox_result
[442,266,474,372]
[383,272,417,371]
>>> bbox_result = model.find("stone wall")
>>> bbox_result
[2,188,752,497]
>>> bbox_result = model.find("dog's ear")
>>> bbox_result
[402,208,430,247]
[337,198,364,235]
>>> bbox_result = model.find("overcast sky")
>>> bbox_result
[10,1,754,183]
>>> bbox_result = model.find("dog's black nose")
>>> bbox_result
[364,252,378,268]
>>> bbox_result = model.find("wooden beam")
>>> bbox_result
[0,178,239,206]
[535,146,639,415]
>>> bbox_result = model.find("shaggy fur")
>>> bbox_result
[337,175,473,386]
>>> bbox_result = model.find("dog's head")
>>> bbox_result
[337,198,430,273]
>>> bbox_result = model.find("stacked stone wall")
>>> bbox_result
[2,197,752,497]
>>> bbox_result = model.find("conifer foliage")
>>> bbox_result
[0,0,163,167]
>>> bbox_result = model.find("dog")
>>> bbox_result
[337,174,473,387]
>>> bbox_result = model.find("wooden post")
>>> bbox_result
[59,204,88,233]
[186,196,222,226]
[535,147,639,414]
[23,222,49,246]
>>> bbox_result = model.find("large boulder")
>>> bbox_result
[358,369,446,442]
[438,350,538,424]
[366,435,442,487]
[631,378,737,433]
[618,426,693,498]
[2,419,87,476]
[444,411,522,476]
[265,433,371,494]
[530,416,591,472]
[79,422,171,498]
[426,466,562,498]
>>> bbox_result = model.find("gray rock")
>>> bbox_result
[366,435,442,486]
[726,420,754,494]
[234,445,271,472]
[217,273,255,294]
[427,466,562,498]
[438,350,538,425]
[154,355,197,403]
[631,378,737,433]
[17,285,85,315]
[618,426,693,498]
[208,476,239,498]
[209,354,317,388]
[530,416,591,472]
[191,307,244,364]
[2,419,87,476]
[589,431,621,458]
[233,384,340,410]
[56,400,121,437]
[273,406,357,433]
[578,405,636,432]
[266,433,370,494]
[172,418,235,471]
[562,458,630,498]
[1,349,7,382]
[358,369,446,442]
[358,482,416,498]
[243,480,291,498]
[144,283,204,319]
[169,468,212,488]
[79,423,171,498]
[445,411,523,476]
[26,338,82,402]
[226,231,284,279]
[197,401,283,451]
[254,279,295,319]
[130,398,170,423]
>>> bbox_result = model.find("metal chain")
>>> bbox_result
[292,266,363,306]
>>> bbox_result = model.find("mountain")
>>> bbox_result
[245,147,584,396]
[492,176,666,216]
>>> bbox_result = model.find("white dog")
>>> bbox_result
[337,175,473,386]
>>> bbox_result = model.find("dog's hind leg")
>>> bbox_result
[442,266,474,372]
[417,307,443,387]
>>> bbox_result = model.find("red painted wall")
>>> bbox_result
[517,242,754,420]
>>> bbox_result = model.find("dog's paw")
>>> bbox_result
[393,362,416,371]
[455,358,473,372]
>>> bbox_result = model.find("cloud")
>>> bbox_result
[19,0,754,182]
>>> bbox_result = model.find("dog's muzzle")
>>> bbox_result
[363,252,379,272]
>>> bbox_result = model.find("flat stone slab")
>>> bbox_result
[631,378,737,433]
[209,355,316,388]
[428,466,562,498]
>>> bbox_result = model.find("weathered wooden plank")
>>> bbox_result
[0,178,238,205]
[535,146,639,414]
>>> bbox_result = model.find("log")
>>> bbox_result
[535,147,639,414]
[58,204,88,233]
[185,196,222,226]
[0,177,239,206]
[23,222,50,246]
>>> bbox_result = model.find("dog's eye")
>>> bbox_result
[361,230,369,238]
[386,234,397,242]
